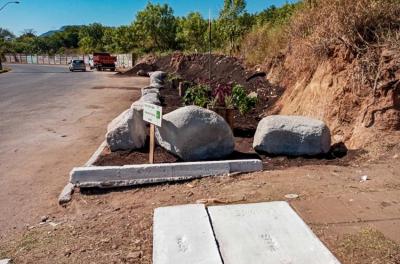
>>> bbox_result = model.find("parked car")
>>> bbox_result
[69,59,86,72]
[89,52,116,71]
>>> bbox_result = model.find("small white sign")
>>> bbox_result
[143,103,162,127]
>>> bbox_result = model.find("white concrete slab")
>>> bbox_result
[70,159,262,188]
[153,204,223,264]
[208,202,341,264]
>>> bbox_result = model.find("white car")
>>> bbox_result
[69,59,86,72]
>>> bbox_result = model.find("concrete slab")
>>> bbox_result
[70,159,262,188]
[153,204,222,264]
[208,201,341,264]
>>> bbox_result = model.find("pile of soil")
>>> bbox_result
[99,53,356,167]
[95,79,355,168]
[122,52,283,130]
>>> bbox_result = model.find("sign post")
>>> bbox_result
[143,103,162,164]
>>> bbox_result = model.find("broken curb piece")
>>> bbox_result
[58,183,74,204]
[70,159,262,188]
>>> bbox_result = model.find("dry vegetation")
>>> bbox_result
[288,0,400,77]
[240,0,400,150]
[337,228,400,264]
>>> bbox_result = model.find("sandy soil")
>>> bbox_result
[1,65,399,264]
[1,145,399,263]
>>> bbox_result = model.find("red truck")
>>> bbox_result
[89,52,117,71]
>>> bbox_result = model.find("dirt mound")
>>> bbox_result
[122,52,283,130]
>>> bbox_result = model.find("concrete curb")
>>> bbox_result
[58,183,75,205]
[84,140,107,167]
[70,159,262,188]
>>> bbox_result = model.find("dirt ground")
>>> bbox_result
[1,143,400,263]
[1,65,400,264]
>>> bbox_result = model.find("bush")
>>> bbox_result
[289,0,400,59]
[232,84,257,114]
[240,23,288,65]
[183,84,210,107]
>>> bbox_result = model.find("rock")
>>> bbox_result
[127,251,142,259]
[139,92,161,105]
[156,106,235,161]
[41,215,49,222]
[136,69,148,76]
[0,259,12,264]
[253,115,331,156]
[149,71,166,87]
[141,86,160,97]
[58,183,74,205]
[106,107,147,151]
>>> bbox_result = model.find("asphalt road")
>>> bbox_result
[0,64,147,237]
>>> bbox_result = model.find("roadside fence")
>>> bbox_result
[4,53,134,68]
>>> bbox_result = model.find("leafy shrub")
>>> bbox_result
[232,84,257,114]
[212,83,232,105]
[183,84,210,107]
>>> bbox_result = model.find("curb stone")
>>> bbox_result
[70,159,262,188]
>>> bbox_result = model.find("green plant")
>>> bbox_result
[208,96,219,108]
[232,84,257,114]
[224,95,234,109]
[183,84,210,107]
[167,73,182,82]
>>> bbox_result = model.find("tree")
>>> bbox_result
[177,12,208,51]
[0,28,16,70]
[133,3,177,51]
[0,28,15,40]
[218,0,251,54]
[103,26,138,53]
[78,23,106,53]
[20,29,36,38]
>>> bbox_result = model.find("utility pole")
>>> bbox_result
[0,1,20,70]
[208,9,212,88]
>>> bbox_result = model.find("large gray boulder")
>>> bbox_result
[141,86,160,97]
[106,106,147,151]
[156,106,235,161]
[139,92,161,105]
[149,71,166,88]
[253,115,331,156]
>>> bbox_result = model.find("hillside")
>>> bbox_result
[256,0,400,153]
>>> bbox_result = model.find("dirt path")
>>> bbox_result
[0,64,147,237]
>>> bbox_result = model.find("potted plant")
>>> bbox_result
[167,73,183,89]
[224,95,235,128]
[207,83,234,128]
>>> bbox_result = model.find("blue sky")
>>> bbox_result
[1,0,295,36]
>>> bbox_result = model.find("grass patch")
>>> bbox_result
[338,228,400,264]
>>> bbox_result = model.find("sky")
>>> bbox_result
[0,0,296,36]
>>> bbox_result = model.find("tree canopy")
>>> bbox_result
[0,1,300,56]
